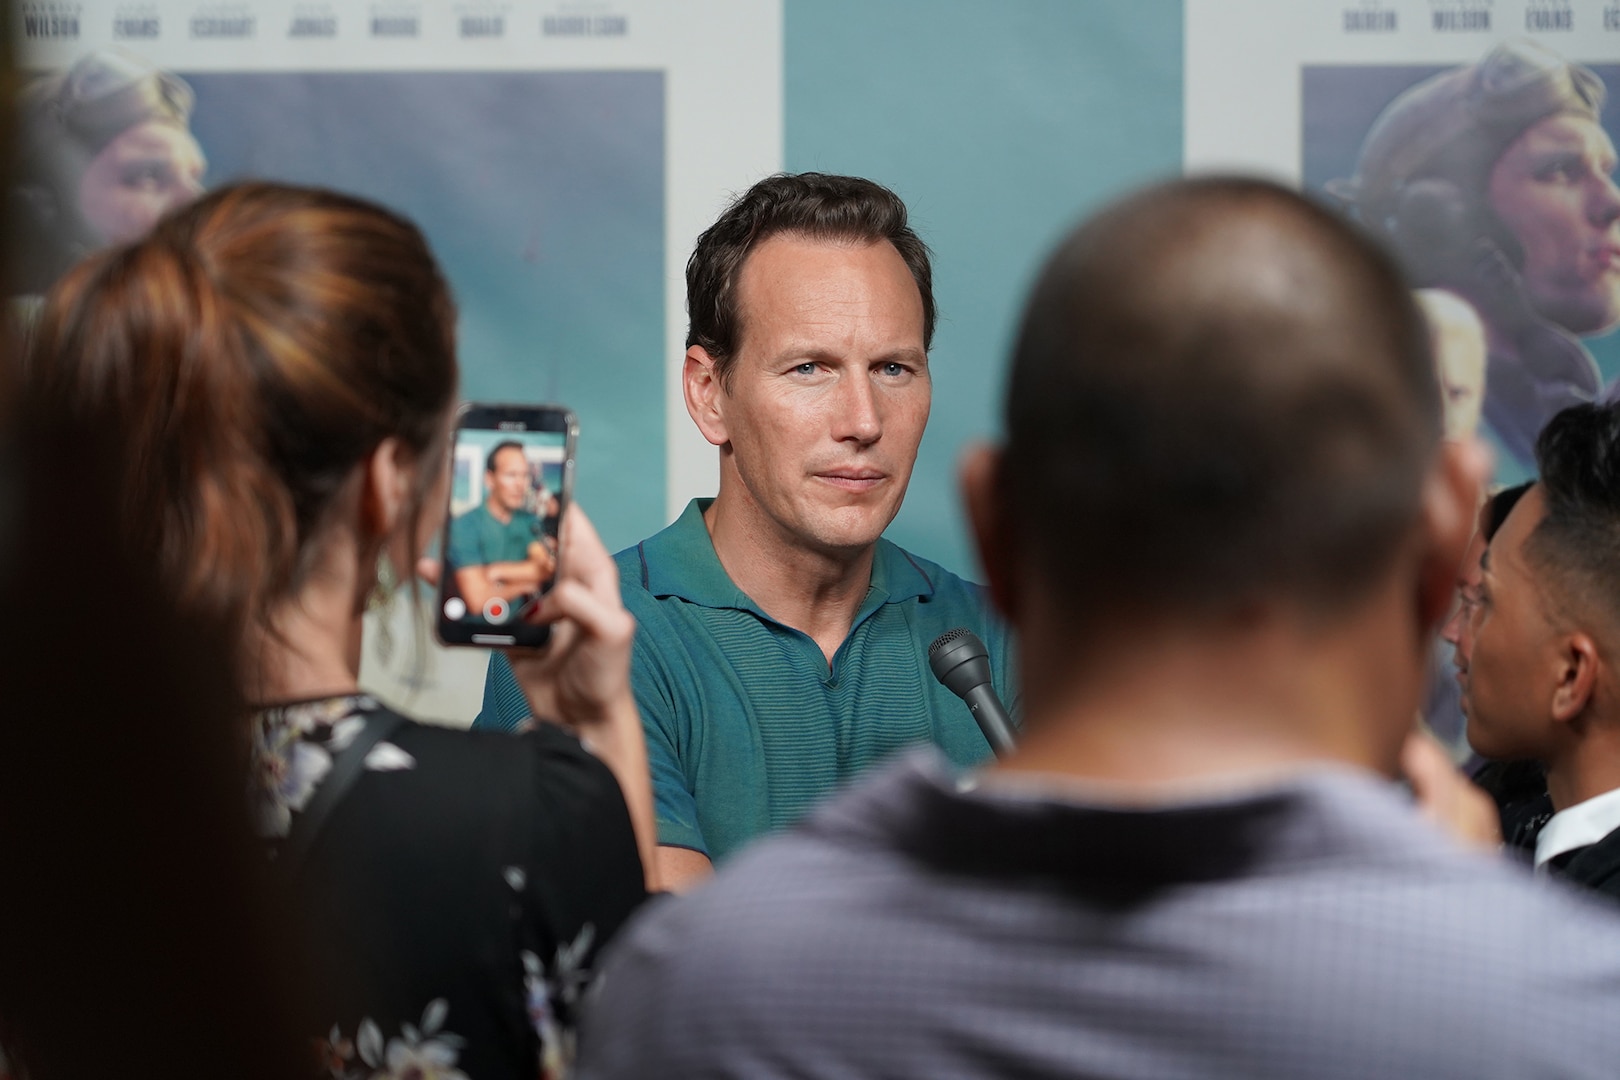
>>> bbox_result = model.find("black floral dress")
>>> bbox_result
[251,695,646,1079]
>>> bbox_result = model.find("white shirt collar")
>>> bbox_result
[1534,785,1620,869]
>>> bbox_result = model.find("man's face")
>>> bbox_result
[714,233,930,555]
[486,446,531,516]
[1461,487,1563,760]
[76,120,206,246]
[1487,113,1620,336]
[1441,526,1486,671]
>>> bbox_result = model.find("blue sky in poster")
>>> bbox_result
[184,70,665,555]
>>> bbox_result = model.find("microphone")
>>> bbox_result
[928,627,1016,758]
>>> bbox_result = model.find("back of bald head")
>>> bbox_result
[1001,177,1441,630]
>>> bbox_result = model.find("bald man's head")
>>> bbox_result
[1001,177,1441,627]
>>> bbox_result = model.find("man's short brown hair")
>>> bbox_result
[685,172,935,389]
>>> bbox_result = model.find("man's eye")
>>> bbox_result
[793,362,817,375]
[880,362,908,377]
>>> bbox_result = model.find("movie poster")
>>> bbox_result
[14,1,781,721]
[1188,0,1620,757]
[1190,1,1620,473]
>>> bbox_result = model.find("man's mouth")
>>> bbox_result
[816,468,886,492]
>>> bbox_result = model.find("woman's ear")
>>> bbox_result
[361,436,412,540]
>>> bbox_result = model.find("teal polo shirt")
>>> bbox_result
[447,503,542,568]
[473,499,1017,865]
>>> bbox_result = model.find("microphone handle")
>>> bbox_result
[963,683,1016,758]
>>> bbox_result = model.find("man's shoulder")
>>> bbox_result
[877,537,978,593]
[612,502,708,598]
[612,540,673,625]
[446,504,491,566]
[610,760,1620,979]
[1567,822,1620,899]
[875,538,1010,651]
[450,503,489,528]
[612,540,650,591]
[590,763,1620,1076]
[610,530,709,662]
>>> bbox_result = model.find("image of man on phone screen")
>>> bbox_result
[447,441,556,618]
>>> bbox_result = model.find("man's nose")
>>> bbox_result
[1441,603,1467,648]
[835,371,882,445]
[1588,171,1620,227]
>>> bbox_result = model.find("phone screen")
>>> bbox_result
[436,403,576,648]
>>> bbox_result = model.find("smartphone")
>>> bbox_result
[435,402,577,648]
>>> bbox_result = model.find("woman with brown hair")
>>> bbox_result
[27,181,655,1079]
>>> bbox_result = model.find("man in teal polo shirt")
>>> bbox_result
[475,173,1014,889]
[448,441,554,618]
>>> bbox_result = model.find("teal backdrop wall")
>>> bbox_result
[784,0,1185,582]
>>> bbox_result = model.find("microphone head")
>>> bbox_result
[928,627,993,699]
[927,626,972,661]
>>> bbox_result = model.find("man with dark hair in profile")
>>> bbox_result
[1440,480,1550,847]
[576,178,1620,1079]
[1462,401,1620,899]
[475,172,1013,890]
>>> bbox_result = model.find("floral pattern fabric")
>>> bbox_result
[318,999,470,1080]
[250,694,415,841]
[248,694,643,1080]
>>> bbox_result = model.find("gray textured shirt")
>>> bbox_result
[579,752,1620,1079]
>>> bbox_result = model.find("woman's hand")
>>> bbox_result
[504,504,659,889]
[1402,728,1501,852]
[505,505,635,730]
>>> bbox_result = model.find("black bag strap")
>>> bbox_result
[280,707,409,876]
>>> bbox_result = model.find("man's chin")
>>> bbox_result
[803,506,897,554]
[1459,719,1510,764]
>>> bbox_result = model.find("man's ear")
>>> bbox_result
[361,436,412,541]
[1552,631,1600,723]
[1415,437,1491,630]
[684,346,730,448]
[960,443,1018,623]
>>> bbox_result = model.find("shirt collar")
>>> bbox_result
[639,498,935,614]
[824,751,1455,888]
[1535,784,1620,869]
